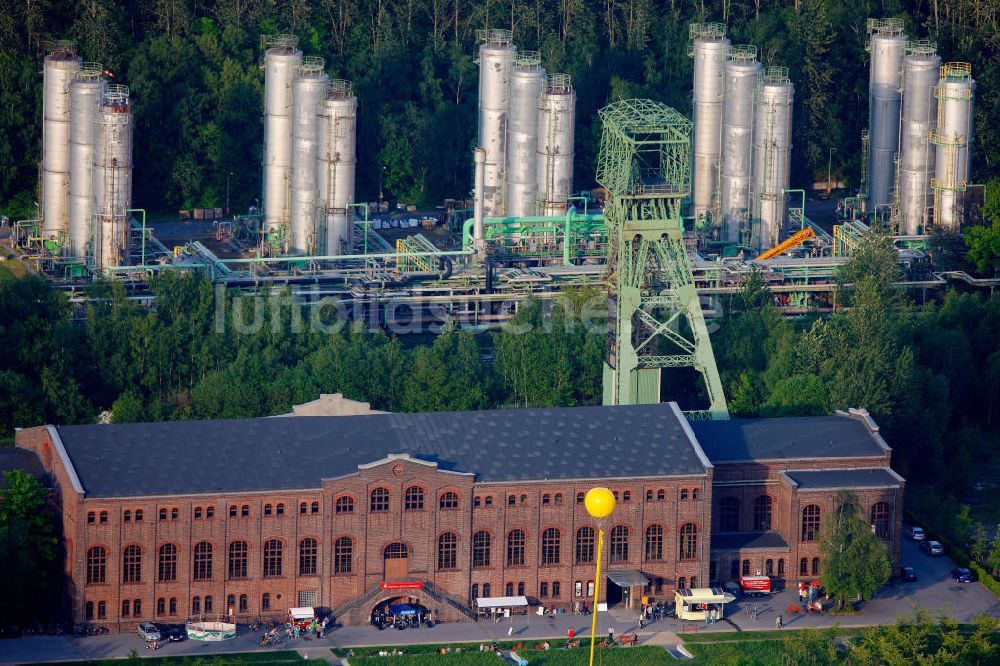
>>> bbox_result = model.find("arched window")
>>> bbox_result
[334,537,352,574]
[472,583,479,600]
[472,531,491,568]
[169,598,177,615]
[742,559,751,575]
[679,523,698,560]
[97,601,106,619]
[122,545,142,583]
[609,525,629,562]
[474,496,482,508]
[719,497,740,532]
[239,595,247,612]
[482,583,491,597]
[646,489,654,501]
[657,489,665,501]
[690,576,698,589]
[518,582,525,596]
[404,486,424,511]
[229,505,237,518]
[171,508,178,520]
[227,594,235,612]
[134,599,143,616]
[276,503,284,515]
[507,529,526,566]
[540,582,549,597]
[370,487,390,512]
[508,494,516,506]
[300,502,307,514]
[159,508,167,521]
[644,525,664,561]
[158,544,177,582]
[623,491,631,503]
[87,546,107,584]
[157,598,166,616]
[335,496,354,514]
[121,600,130,617]
[193,507,201,519]
[264,503,272,516]
[439,491,460,509]
[576,492,585,504]
[692,488,700,500]
[576,527,595,563]
[542,493,551,505]
[240,505,249,517]
[193,542,212,580]
[261,593,270,610]
[655,577,664,593]
[192,597,201,614]
[86,601,94,620]
[812,557,820,575]
[438,532,458,570]
[505,582,514,596]
[87,511,95,523]
[554,493,563,504]
[800,558,808,575]
[753,496,773,531]
[870,502,891,539]
[124,510,131,522]
[311,501,319,514]
[678,577,686,590]
[135,509,144,521]
[778,558,785,576]
[384,542,407,559]
[680,489,689,500]
[766,559,774,576]
[575,580,583,597]
[299,538,318,576]
[204,596,213,612]
[263,539,282,577]
[541,528,561,565]
[801,505,821,542]
[228,541,248,579]
[484,496,494,506]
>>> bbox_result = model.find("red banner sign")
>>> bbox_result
[740,576,771,591]
[380,581,424,591]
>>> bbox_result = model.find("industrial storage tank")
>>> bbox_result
[476,29,516,218]
[505,52,546,217]
[68,63,106,261]
[866,18,907,210]
[41,42,82,241]
[91,85,132,271]
[689,23,730,226]
[536,74,575,217]
[750,67,794,251]
[289,57,328,254]
[317,80,357,256]
[931,62,975,232]
[263,35,303,241]
[896,41,940,236]
[719,45,760,245]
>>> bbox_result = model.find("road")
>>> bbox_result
[1,537,996,664]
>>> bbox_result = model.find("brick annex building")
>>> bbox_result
[15,403,904,630]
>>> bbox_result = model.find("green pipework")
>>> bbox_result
[127,208,147,265]
[216,247,474,266]
[461,208,607,265]
[783,189,806,229]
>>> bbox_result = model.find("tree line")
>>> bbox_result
[1,1,998,220]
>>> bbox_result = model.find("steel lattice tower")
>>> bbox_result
[597,99,729,420]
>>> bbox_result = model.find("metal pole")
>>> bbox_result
[588,528,604,666]
[127,208,146,266]
[226,172,233,216]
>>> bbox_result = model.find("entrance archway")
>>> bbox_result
[383,543,409,580]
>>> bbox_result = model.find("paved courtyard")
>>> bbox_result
[1,539,996,665]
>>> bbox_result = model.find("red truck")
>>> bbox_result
[739,575,772,596]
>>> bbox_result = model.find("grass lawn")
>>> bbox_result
[683,640,792,664]
[25,651,325,666]
[348,647,671,665]
[678,626,867,643]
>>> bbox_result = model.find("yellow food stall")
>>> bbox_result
[674,587,736,621]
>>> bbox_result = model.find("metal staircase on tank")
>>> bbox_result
[596,99,729,420]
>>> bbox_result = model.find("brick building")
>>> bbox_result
[15,403,903,630]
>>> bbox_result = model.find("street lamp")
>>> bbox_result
[226,172,234,216]
[584,488,616,666]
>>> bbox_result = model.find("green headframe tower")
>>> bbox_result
[597,99,729,420]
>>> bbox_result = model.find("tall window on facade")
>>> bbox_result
[239,595,248,612]
[261,593,270,610]
[507,529,526,566]
[335,496,354,514]
[719,497,740,532]
[334,537,352,574]
[87,546,107,584]
[370,487,390,512]
[753,495,773,531]
[122,545,142,583]
[404,486,424,511]
[264,503,272,516]
[644,525,663,561]
[870,502,891,539]
[299,538,318,575]
[263,539,283,577]
[157,598,165,616]
[192,597,201,614]
[228,541,248,579]
[766,558,774,575]
[193,542,213,580]
[576,527,595,564]
[742,559,751,575]
[505,582,514,596]
[609,525,629,562]
[541,528,561,565]
[158,544,177,582]
[86,601,94,620]
[439,491,460,509]
[778,559,785,576]
[169,598,177,615]
[801,505,821,542]
[800,558,808,575]
[472,531,491,568]
[97,601,106,619]
[679,523,698,560]
[438,532,458,570]
[204,596,213,612]
[812,557,820,575]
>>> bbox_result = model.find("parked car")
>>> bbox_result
[907,526,926,541]
[167,624,185,641]
[951,567,978,583]
[137,623,161,641]
[900,566,917,582]
[921,540,944,556]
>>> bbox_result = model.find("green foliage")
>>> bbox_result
[820,491,892,608]
[0,470,60,623]
[964,218,1000,276]
[849,609,999,666]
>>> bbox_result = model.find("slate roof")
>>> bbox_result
[0,447,46,481]
[710,531,790,552]
[782,468,903,490]
[691,413,885,463]
[51,404,708,498]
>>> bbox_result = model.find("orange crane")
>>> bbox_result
[755,227,816,260]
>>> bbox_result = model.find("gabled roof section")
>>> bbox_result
[51,403,706,498]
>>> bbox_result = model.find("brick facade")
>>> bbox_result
[16,410,904,631]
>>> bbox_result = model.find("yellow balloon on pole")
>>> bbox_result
[585,487,616,519]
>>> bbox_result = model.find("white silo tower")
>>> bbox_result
[750,67,794,252]
[41,42,82,241]
[289,56,328,254]
[720,45,760,245]
[317,80,357,256]
[476,29,516,218]
[931,62,975,232]
[91,85,132,271]
[866,18,907,211]
[689,23,730,227]
[895,40,940,235]
[505,52,546,218]
[262,35,303,243]
[68,63,106,261]
[536,75,576,217]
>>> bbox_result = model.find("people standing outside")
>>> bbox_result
[775,615,783,629]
